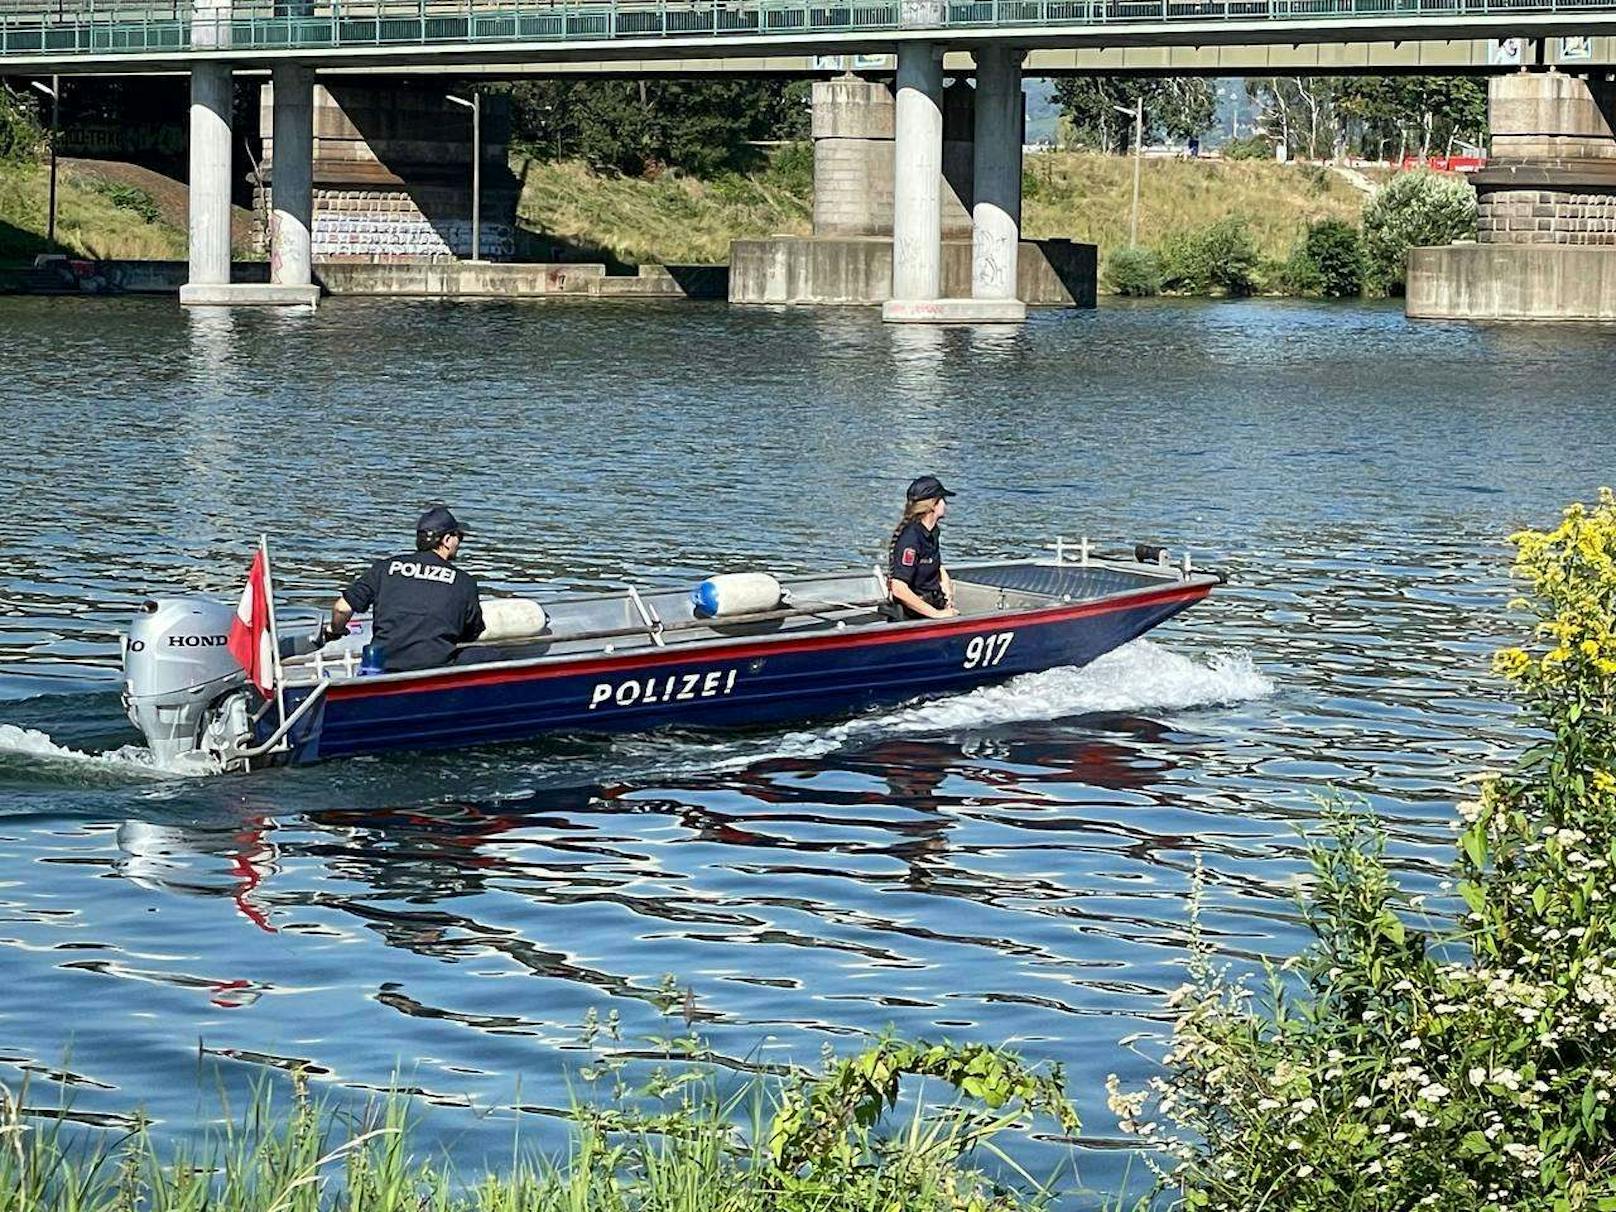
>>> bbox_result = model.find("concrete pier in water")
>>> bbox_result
[1409,71,1616,321]
[268,64,318,305]
[729,71,1095,314]
[882,43,946,321]
[177,64,235,307]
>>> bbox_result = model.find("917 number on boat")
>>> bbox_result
[963,631,1014,669]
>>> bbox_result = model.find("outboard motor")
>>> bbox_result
[122,598,250,767]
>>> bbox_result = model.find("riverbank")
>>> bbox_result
[512,150,1366,276]
[3,151,1366,291]
[0,158,199,263]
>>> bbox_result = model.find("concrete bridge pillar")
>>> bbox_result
[179,63,234,305]
[1407,72,1616,321]
[882,41,945,321]
[268,64,317,299]
[970,47,1027,322]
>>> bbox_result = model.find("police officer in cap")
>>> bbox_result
[886,475,958,620]
[324,506,486,672]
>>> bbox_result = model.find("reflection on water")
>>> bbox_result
[0,295,1612,1203]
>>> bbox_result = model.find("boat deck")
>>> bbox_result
[280,556,1206,689]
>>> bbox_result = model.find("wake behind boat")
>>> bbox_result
[121,540,1222,772]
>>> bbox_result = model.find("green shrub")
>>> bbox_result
[1361,169,1476,295]
[1222,133,1275,161]
[1105,245,1162,296]
[89,180,162,225]
[1118,490,1616,1211]
[1284,218,1364,297]
[1158,216,1260,296]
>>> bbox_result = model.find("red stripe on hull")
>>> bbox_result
[322,582,1212,702]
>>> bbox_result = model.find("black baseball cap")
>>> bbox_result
[906,475,957,502]
[417,505,467,537]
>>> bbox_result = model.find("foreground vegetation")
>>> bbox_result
[0,998,1079,1212]
[1115,491,1616,1210]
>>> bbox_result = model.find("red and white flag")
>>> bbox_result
[227,546,276,697]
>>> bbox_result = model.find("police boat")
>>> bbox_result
[121,540,1222,772]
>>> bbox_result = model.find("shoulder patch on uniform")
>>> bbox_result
[901,547,917,567]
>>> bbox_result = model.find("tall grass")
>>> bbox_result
[513,152,812,267]
[0,1000,1077,1212]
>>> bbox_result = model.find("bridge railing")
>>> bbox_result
[1,0,1612,58]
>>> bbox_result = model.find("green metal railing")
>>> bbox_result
[0,0,1608,58]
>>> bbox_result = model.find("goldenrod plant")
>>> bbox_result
[1117,490,1616,1211]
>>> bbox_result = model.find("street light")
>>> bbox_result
[31,77,59,254]
[1113,97,1144,248]
[447,91,482,263]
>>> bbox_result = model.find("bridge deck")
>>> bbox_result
[2,0,1613,69]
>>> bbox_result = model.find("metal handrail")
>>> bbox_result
[222,678,328,762]
[0,0,1609,58]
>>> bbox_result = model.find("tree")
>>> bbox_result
[0,81,44,164]
[1246,77,1344,161]
[494,79,809,177]
[1053,77,1215,153]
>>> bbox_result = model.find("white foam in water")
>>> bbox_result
[708,639,1274,770]
[0,724,204,781]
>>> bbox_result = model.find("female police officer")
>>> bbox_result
[886,475,958,620]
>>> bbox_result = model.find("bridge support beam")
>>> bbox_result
[178,64,234,306]
[883,42,1029,323]
[970,47,1027,322]
[882,42,944,321]
[268,64,318,303]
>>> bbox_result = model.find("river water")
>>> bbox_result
[0,294,1610,1203]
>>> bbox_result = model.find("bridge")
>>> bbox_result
[4,0,1616,70]
[3,0,1614,318]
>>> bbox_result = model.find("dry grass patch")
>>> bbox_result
[1022,151,1366,266]
[513,155,810,266]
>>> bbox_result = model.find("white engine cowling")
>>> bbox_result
[122,598,249,767]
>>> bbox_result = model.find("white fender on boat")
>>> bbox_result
[479,598,550,642]
[690,572,784,618]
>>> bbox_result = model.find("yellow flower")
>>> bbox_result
[1493,648,1532,680]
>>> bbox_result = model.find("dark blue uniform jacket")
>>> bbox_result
[343,550,485,672]
[889,519,945,611]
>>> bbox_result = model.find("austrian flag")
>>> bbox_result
[227,547,276,696]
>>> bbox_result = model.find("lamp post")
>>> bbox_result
[447,91,482,262]
[31,77,59,253]
[1114,97,1143,247]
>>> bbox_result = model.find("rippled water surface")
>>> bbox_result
[1,295,1612,1203]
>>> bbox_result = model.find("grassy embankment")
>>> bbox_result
[0,159,188,263]
[510,150,1367,273]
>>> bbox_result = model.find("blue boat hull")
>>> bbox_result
[270,583,1210,766]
